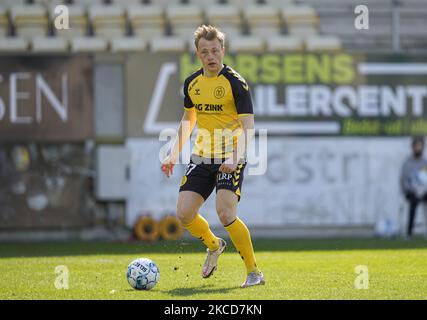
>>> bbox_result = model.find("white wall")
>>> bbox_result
[126,137,424,230]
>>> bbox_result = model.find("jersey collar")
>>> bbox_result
[201,64,226,78]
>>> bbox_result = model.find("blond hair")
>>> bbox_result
[194,25,225,49]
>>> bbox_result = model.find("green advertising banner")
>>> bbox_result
[126,52,427,137]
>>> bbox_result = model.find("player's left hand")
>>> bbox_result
[219,158,238,173]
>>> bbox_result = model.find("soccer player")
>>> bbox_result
[160,25,264,288]
[400,136,427,238]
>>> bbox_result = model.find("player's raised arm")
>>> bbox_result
[161,107,197,178]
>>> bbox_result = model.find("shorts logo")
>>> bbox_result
[218,173,232,181]
[180,175,188,187]
[214,86,225,99]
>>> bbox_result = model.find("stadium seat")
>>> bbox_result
[228,0,295,7]
[1,0,26,9]
[10,5,49,39]
[307,1,391,52]
[195,0,222,8]
[90,5,127,39]
[261,0,295,6]
[150,0,187,5]
[0,37,29,52]
[305,35,342,52]
[0,7,8,37]
[50,5,88,39]
[401,0,427,8]
[266,35,303,52]
[227,35,265,53]
[394,7,427,51]
[73,0,105,6]
[110,0,144,5]
[71,36,108,52]
[205,4,242,37]
[166,4,203,37]
[227,0,256,7]
[127,4,165,39]
[110,36,147,52]
[282,5,319,37]
[149,36,187,52]
[31,36,69,52]
[244,4,282,37]
[187,37,198,52]
[33,0,64,6]
[302,0,391,10]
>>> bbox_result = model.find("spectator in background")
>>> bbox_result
[400,136,427,238]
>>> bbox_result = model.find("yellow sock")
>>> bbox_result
[183,214,220,251]
[225,217,259,274]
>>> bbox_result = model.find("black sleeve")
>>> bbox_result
[183,78,194,109]
[229,77,254,115]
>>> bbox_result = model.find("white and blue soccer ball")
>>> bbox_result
[412,169,427,197]
[126,258,160,290]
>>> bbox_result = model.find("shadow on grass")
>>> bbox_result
[119,285,239,297]
[0,238,426,258]
[161,284,239,297]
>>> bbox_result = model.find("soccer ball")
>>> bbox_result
[126,258,160,290]
[413,169,427,197]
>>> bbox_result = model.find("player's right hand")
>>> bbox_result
[160,155,176,178]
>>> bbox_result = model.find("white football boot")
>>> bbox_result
[241,271,265,288]
[201,238,227,278]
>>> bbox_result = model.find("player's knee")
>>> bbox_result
[217,207,236,226]
[176,207,196,225]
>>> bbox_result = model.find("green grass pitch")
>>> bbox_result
[1,238,427,300]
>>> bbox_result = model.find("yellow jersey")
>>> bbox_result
[183,64,254,159]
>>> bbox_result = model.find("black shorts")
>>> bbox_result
[179,155,247,201]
